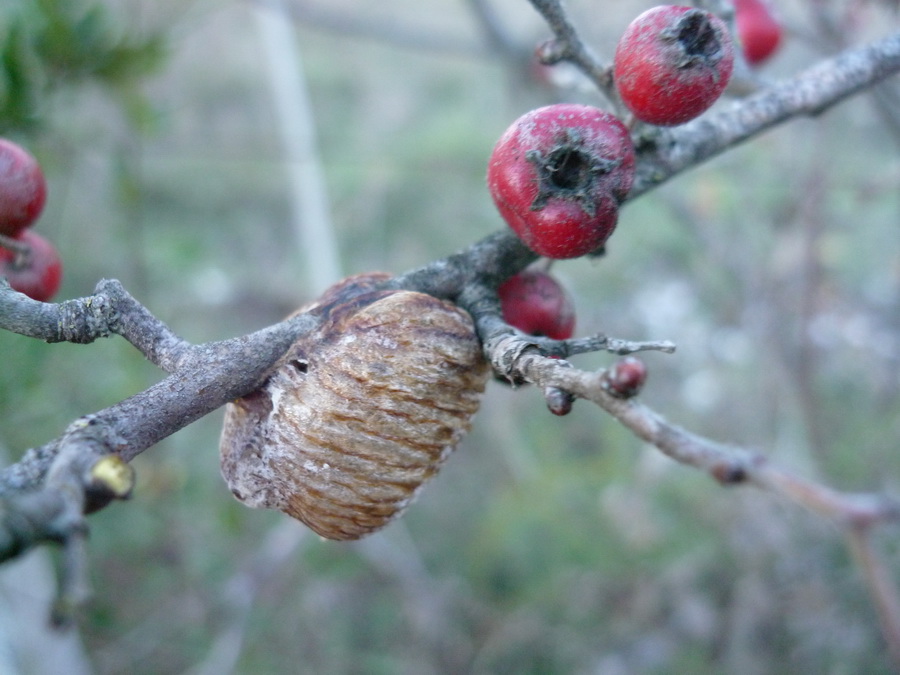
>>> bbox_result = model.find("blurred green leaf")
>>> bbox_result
[0,19,41,131]
[0,0,166,133]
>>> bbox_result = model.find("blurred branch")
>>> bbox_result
[768,143,831,461]
[188,521,310,675]
[255,0,342,295]
[351,525,485,671]
[465,0,529,62]
[807,0,900,147]
[0,536,93,673]
[847,527,900,669]
[252,0,487,57]
[868,81,900,145]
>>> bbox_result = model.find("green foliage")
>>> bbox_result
[0,0,165,132]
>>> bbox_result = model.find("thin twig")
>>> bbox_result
[466,0,526,60]
[0,278,191,369]
[846,527,900,669]
[527,0,617,101]
[484,342,900,529]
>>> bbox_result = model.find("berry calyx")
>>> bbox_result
[734,0,782,66]
[0,138,47,237]
[0,230,62,301]
[601,357,648,398]
[498,269,576,340]
[487,104,635,259]
[614,5,734,126]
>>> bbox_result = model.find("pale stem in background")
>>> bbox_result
[187,521,310,675]
[254,0,343,294]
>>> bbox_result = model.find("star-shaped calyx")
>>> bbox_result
[525,129,622,217]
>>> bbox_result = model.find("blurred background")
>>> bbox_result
[1,0,899,672]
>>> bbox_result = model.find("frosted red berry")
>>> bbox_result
[487,104,635,259]
[735,0,782,66]
[614,5,734,126]
[498,269,575,340]
[0,230,62,301]
[0,138,47,237]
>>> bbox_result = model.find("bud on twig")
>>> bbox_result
[601,356,648,398]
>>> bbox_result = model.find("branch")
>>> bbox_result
[487,341,900,524]
[527,0,618,100]
[465,0,527,61]
[0,278,190,371]
[0,25,899,628]
[1,22,896,544]
[482,327,900,665]
[847,527,900,669]
[0,279,319,573]
[631,31,900,197]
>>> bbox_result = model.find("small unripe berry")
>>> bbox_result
[601,357,648,398]
[614,6,734,126]
[487,104,635,259]
[0,138,47,237]
[0,230,62,301]
[544,386,575,416]
[734,0,782,66]
[498,269,575,340]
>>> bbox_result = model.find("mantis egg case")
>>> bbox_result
[219,276,488,540]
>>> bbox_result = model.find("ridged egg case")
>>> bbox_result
[220,274,489,540]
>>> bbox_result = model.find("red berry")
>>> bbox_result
[614,6,734,126]
[487,104,635,259]
[0,138,47,237]
[602,357,648,398]
[0,230,62,301]
[734,0,782,66]
[498,269,575,340]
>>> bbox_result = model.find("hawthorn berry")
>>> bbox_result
[0,229,62,301]
[0,138,47,237]
[614,5,734,126]
[734,0,782,66]
[498,269,575,340]
[601,357,648,399]
[487,104,635,259]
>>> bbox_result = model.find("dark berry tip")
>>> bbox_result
[664,9,725,68]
